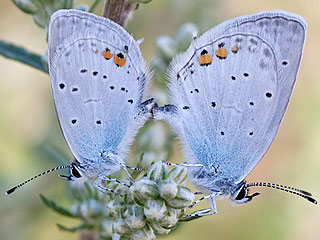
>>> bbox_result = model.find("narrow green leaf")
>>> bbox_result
[57,223,93,232]
[40,194,77,218]
[89,0,102,12]
[84,181,94,198]
[0,40,47,73]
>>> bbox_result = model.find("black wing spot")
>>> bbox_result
[72,87,78,92]
[249,102,254,106]
[220,131,225,135]
[117,52,124,58]
[128,99,133,104]
[190,90,193,93]
[121,87,125,91]
[103,75,107,79]
[71,119,77,124]
[201,49,208,55]
[266,92,272,98]
[183,106,190,110]
[231,76,236,80]
[127,71,130,74]
[124,45,129,51]
[93,71,98,76]
[243,73,249,77]
[249,131,254,136]
[80,69,87,73]
[195,88,199,93]
[211,102,216,107]
[218,42,225,48]
[59,83,65,89]
[110,86,115,90]
[96,120,102,125]
[282,61,288,66]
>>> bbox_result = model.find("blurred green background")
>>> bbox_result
[1,0,319,240]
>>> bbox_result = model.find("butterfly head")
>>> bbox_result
[59,159,83,181]
[230,182,260,205]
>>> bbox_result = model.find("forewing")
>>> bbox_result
[48,10,150,162]
[158,11,306,182]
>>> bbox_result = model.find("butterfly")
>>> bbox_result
[154,10,317,217]
[5,9,154,195]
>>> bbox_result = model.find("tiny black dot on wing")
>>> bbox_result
[117,53,124,58]
[266,92,272,98]
[201,49,208,55]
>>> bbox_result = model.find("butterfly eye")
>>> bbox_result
[71,167,82,178]
[235,186,247,200]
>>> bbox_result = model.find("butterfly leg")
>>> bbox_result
[187,194,218,217]
[123,165,144,171]
[95,177,123,196]
[162,161,205,168]
[109,153,138,181]
[98,174,130,188]
[186,208,215,218]
[119,162,135,181]
[189,194,213,208]
[194,191,203,195]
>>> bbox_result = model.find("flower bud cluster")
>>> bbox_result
[112,162,195,239]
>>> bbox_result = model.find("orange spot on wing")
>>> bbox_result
[102,48,113,60]
[215,47,227,59]
[231,45,239,53]
[198,50,212,66]
[114,53,126,67]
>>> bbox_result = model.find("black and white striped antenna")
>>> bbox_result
[246,182,317,204]
[5,165,71,195]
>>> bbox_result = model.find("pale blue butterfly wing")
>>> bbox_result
[49,10,152,181]
[156,11,306,198]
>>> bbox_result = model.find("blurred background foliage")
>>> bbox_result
[0,0,319,240]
